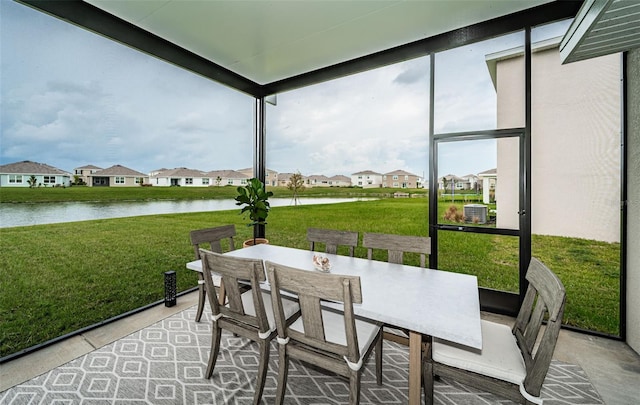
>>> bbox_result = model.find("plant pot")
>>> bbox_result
[242,238,269,248]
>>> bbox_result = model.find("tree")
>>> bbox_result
[287,172,305,206]
[27,175,37,188]
[215,176,222,187]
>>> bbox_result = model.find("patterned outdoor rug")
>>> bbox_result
[1,306,604,404]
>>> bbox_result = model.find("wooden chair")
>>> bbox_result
[189,225,236,322]
[307,227,359,256]
[423,257,566,405]
[362,232,431,268]
[199,249,299,405]
[362,232,431,344]
[265,260,383,405]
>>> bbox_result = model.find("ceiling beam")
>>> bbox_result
[17,0,582,99]
[18,0,263,97]
[262,1,583,96]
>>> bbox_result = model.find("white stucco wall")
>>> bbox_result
[495,47,621,243]
[626,48,640,355]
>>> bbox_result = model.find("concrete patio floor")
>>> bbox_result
[1,290,639,404]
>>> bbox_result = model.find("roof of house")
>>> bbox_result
[150,167,206,178]
[478,168,497,176]
[205,170,249,179]
[385,169,418,177]
[0,160,69,175]
[352,170,382,176]
[91,165,147,177]
[236,168,277,175]
[307,175,330,181]
[277,172,297,181]
[75,164,102,170]
[329,175,350,181]
[440,174,465,181]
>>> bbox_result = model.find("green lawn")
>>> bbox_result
[0,188,620,358]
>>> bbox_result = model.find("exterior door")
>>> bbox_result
[429,129,529,315]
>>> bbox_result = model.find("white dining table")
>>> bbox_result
[187,243,482,405]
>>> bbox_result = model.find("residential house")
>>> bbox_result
[149,167,208,187]
[383,170,420,188]
[305,175,331,187]
[276,172,298,187]
[438,174,466,192]
[488,37,621,242]
[88,165,148,187]
[237,168,278,186]
[148,168,168,177]
[460,174,480,192]
[0,160,71,187]
[73,165,102,185]
[205,170,250,186]
[351,170,382,188]
[477,168,497,204]
[328,175,351,187]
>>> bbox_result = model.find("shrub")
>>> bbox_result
[443,205,465,223]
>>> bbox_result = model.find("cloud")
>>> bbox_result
[1,1,506,179]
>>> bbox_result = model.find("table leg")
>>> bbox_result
[408,331,422,405]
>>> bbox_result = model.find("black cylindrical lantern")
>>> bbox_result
[164,271,176,307]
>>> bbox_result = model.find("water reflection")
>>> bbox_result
[0,198,373,228]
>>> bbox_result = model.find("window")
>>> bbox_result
[115,177,125,184]
[202,178,209,185]
[393,175,398,180]
[135,177,143,184]
[9,175,23,184]
[185,178,193,185]
[43,176,55,184]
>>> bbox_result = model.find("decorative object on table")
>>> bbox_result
[312,253,331,272]
[164,270,176,307]
[235,177,273,248]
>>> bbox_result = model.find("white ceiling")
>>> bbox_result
[85,0,554,85]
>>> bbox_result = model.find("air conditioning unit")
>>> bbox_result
[464,204,488,224]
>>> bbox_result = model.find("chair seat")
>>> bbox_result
[433,319,526,385]
[289,309,381,358]
[240,290,299,332]
[193,267,222,286]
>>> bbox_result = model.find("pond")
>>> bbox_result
[0,198,373,228]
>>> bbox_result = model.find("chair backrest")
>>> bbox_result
[199,249,271,335]
[190,225,236,259]
[515,257,566,397]
[362,232,431,267]
[307,227,358,256]
[265,261,363,364]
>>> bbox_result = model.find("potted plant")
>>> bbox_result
[235,177,274,247]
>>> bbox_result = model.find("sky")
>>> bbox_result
[1,1,570,180]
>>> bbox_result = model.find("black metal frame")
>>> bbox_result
[430,128,527,316]
[17,0,627,339]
